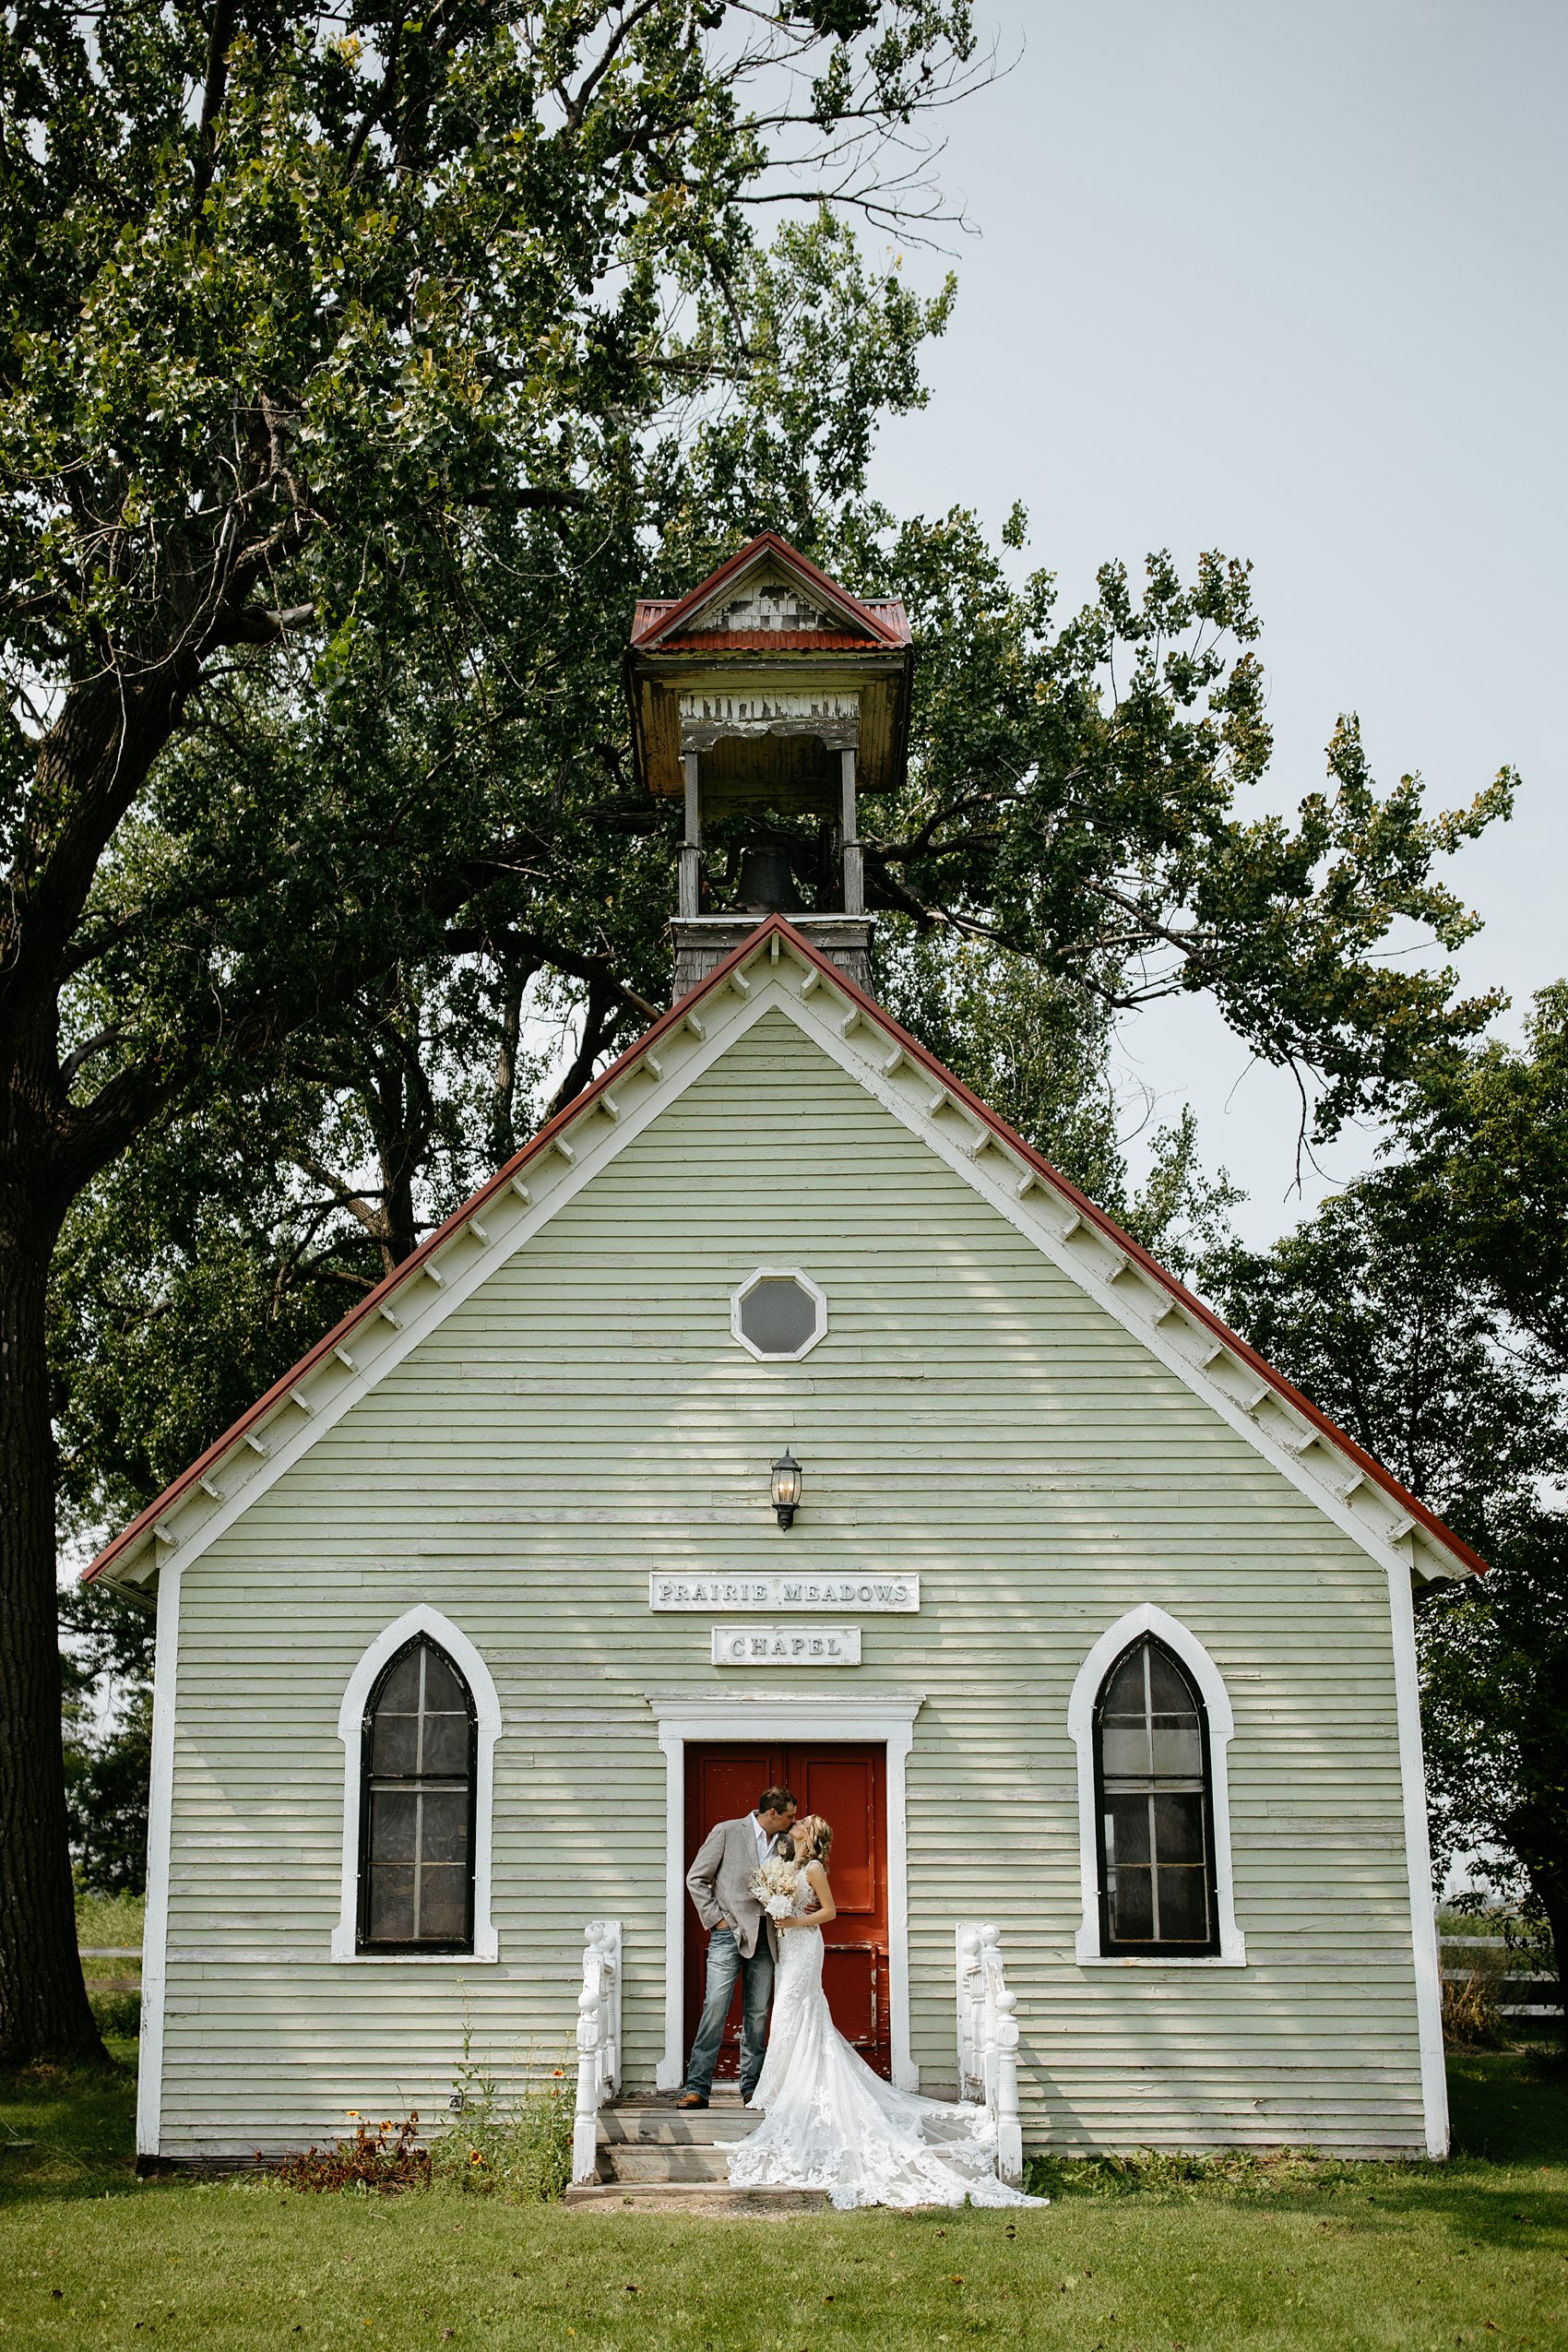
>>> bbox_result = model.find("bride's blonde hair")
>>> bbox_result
[794,1813,833,1864]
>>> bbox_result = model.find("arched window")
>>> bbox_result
[357,1635,477,1954]
[1093,1635,1219,1956]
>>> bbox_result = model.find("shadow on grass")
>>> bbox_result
[1447,2047,1568,2164]
[0,2035,138,2206]
[1343,2048,1568,2258]
[1024,2049,1567,2261]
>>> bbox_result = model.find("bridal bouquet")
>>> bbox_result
[750,1853,800,1919]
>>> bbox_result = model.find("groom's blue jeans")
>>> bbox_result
[684,1925,775,2100]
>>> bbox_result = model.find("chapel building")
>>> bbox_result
[90,534,1477,2181]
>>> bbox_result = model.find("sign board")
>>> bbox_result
[649,1574,918,1613]
[711,1624,861,1667]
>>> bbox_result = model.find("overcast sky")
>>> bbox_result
[868,1,1565,1248]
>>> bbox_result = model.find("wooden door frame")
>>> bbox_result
[649,1693,925,2093]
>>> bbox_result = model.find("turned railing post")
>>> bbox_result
[955,1919,1024,2187]
[572,1919,622,2186]
[955,1924,985,2097]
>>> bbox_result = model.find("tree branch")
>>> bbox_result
[58,1028,122,1093]
[191,0,239,214]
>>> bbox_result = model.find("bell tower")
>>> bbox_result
[625,533,913,999]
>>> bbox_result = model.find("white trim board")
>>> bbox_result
[136,1556,182,2157]
[1385,1563,1451,2158]
[730,1263,828,1361]
[647,1690,925,2094]
[1065,1604,1245,1968]
[111,947,1468,1598]
[331,1608,505,1964]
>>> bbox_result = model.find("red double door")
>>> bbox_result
[683,1744,891,2079]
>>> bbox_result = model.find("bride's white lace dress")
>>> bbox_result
[727,1884,1047,2211]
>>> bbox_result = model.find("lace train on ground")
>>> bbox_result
[727,1911,1047,2212]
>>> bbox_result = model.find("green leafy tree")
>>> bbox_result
[878,927,1241,1276]
[0,0,982,2062]
[855,510,1514,1146]
[59,1582,155,1896]
[1,0,1518,2070]
[1207,1147,1568,2042]
[1398,984,1568,1377]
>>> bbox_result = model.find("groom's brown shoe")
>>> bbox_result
[676,2093,707,2109]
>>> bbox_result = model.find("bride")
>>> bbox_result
[727,1813,1047,2211]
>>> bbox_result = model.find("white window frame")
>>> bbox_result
[331,1607,504,1963]
[730,1265,828,1361]
[1067,1603,1245,1968]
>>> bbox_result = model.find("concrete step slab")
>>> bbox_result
[564,2181,829,2213]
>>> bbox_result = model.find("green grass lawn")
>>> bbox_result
[1,2043,1564,2350]
[73,1891,146,1953]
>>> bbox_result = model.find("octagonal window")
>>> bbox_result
[731,1267,827,1361]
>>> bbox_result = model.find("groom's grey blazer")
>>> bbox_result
[685,1817,788,1959]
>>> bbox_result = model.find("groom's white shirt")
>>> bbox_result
[752,1812,771,1868]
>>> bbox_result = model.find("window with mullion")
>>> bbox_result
[357,1636,477,1954]
[1094,1636,1218,1956]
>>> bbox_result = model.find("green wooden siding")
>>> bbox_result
[157,1008,1426,2156]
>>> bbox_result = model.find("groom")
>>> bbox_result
[677,1784,798,2108]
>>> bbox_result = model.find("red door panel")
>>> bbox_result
[683,1743,890,2080]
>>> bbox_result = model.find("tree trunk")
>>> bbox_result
[1534,1871,1568,2057]
[0,1201,104,2063]
[488,961,532,1170]
[546,984,619,1120]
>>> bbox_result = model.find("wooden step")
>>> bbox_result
[585,2092,988,2190]
[599,2109,760,2146]
[605,2143,734,2183]
[593,2097,763,2185]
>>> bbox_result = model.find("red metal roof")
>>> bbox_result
[652,630,889,652]
[84,916,1489,1586]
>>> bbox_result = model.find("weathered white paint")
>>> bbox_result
[330,1608,504,1963]
[679,688,862,723]
[136,1556,182,2157]
[649,1691,924,2095]
[1386,1560,1451,2157]
[710,1624,861,1665]
[1067,1604,1246,1968]
[572,1920,622,2183]
[955,1925,1023,2186]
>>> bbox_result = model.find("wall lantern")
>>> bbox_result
[770,1449,803,1531]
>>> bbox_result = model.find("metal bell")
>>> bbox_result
[734,842,802,914]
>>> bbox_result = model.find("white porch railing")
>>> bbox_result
[571,1919,622,2185]
[955,1923,1024,2187]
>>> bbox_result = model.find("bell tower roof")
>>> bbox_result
[630,529,911,655]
